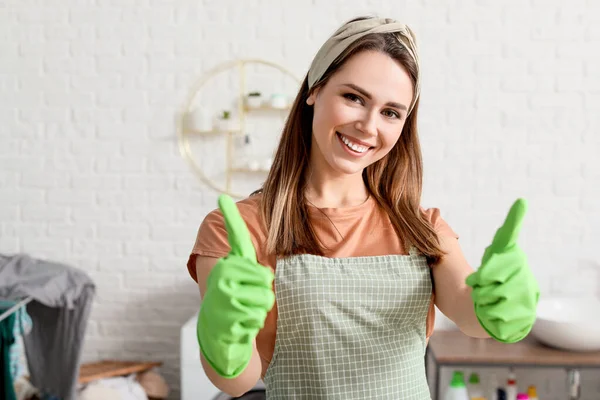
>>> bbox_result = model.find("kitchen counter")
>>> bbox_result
[426,330,600,400]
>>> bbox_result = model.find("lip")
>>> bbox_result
[336,132,374,148]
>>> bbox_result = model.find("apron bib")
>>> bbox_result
[264,248,433,399]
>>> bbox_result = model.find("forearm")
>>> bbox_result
[200,339,262,397]
[451,285,489,339]
[432,236,490,338]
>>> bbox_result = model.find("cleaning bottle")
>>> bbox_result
[506,370,517,400]
[468,373,484,399]
[527,385,538,400]
[488,373,499,400]
[516,394,529,400]
[445,371,470,400]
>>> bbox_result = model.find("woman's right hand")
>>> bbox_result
[196,194,275,379]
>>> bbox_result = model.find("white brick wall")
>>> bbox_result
[1,0,598,399]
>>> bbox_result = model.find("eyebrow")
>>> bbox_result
[341,83,408,111]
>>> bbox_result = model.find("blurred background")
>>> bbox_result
[0,0,598,399]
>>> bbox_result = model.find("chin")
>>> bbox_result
[328,156,368,176]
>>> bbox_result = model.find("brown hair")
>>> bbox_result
[254,17,445,264]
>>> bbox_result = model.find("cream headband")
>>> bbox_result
[307,17,420,115]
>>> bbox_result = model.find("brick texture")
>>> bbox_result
[1,0,598,398]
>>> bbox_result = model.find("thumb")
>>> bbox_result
[218,194,257,262]
[482,198,527,265]
[491,198,527,251]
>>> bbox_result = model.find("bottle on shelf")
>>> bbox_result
[506,369,518,400]
[445,371,470,400]
[234,133,251,170]
[497,388,507,400]
[526,385,538,400]
[487,373,499,400]
[468,373,484,399]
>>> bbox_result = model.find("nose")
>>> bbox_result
[354,109,378,138]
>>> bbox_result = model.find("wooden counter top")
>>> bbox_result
[427,330,600,368]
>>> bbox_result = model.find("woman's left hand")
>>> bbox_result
[466,199,540,343]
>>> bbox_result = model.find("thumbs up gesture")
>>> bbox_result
[466,199,540,343]
[197,195,275,378]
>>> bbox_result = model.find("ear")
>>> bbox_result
[306,87,320,106]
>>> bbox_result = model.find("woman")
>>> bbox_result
[187,16,539,399]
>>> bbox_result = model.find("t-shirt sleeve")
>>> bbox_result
[422,207,459,239]
[186,208,230,282]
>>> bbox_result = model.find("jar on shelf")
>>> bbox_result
[185,106,212,132]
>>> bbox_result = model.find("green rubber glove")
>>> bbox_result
[466,198,540,343]
[196,194,275,378]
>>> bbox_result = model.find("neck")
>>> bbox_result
[304,165,369,209]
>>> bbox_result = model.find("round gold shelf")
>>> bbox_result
[177,59,300,198]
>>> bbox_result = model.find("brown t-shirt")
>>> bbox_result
[187,194,458,377]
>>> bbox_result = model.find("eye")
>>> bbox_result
[382,109,401,119]
[343,93,363,104]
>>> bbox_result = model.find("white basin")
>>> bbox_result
[530,296,600,352]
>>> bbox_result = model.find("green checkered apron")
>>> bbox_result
[264,247,433,399]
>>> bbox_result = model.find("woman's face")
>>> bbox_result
[306,50,414,177]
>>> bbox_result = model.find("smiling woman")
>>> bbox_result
[259,17,433,260]
[187,15,540,400]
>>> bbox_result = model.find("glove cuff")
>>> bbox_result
[196,311,253,378]
[477,314,533,344]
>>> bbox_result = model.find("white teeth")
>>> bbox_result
[339,133,368,153]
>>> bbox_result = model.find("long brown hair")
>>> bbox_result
[255,17,445,264]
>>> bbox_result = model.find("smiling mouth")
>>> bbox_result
[336,132,373,154]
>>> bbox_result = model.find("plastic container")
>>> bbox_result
[445,371,470,400]
[487,373,499,400]
[468,373,484,399]
[506,370,517,400]
[497,388,507,400]
[516,394,529,400]
[527,385,538,400]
